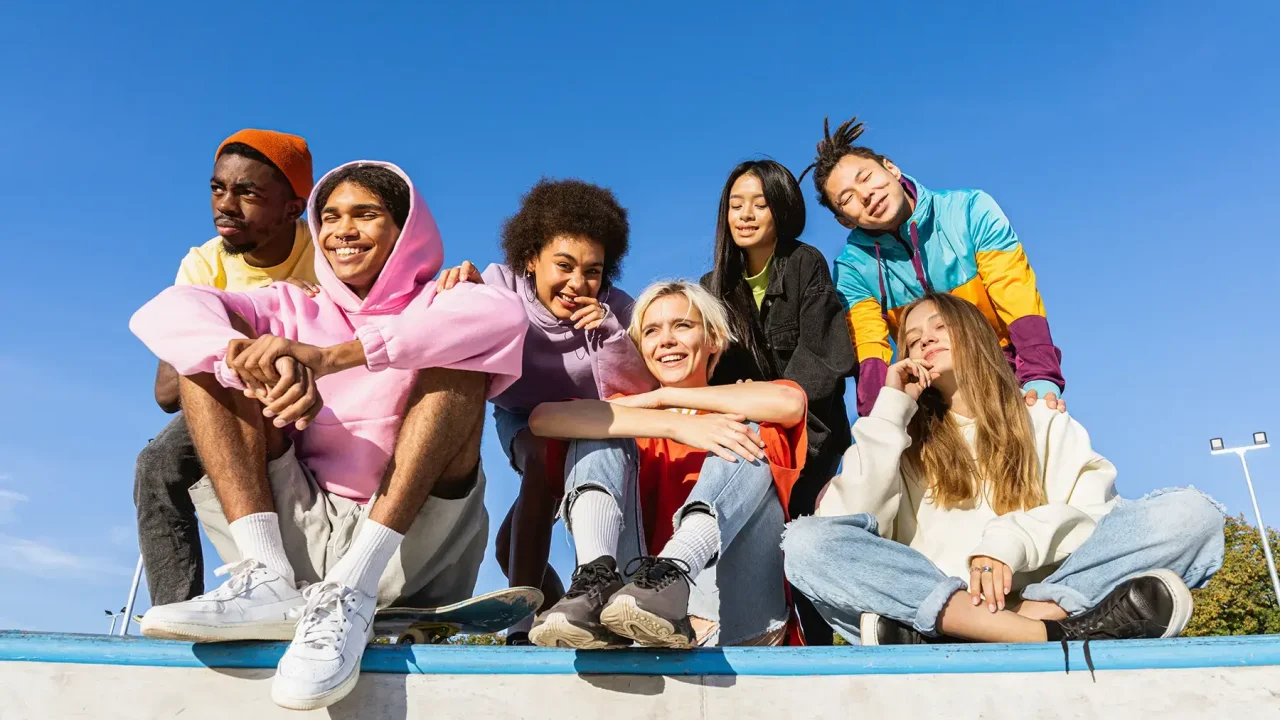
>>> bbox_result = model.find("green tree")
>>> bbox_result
[1184,513,1280,636]
[447,633,504,645]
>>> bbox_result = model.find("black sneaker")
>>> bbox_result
[859,613,966,646]
[1048,569,1193,679]
[529,556,629,649]
[504,631,531,646]
[600,557,697,649]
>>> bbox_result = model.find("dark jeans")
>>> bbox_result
[133,414,206,605]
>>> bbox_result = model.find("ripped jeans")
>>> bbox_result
[561,434,789,646]
[783,488,1226,644]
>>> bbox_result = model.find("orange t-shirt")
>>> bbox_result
[626,380,808,554]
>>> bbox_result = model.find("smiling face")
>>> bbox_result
[638,293,719,388]
[822,154,911,232]
[727,172,777,254]
[901,299,954,378]
[317,181,403,299]
[209,152,301,256]
[526,235,606,319]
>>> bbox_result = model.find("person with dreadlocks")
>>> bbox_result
[434,178,656,645]
[802,116,1066,418]
[783,293,1223,660]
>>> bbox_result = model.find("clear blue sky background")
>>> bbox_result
[1,1,1277,633]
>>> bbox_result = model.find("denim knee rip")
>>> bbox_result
[561,483,612,536]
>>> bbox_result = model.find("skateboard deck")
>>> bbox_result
[373,586,544,644]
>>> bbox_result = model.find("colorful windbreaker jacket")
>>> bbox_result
[833,176,1064,417]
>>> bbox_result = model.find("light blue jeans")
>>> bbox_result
[562,432,789,646]
[783,487,1226,644]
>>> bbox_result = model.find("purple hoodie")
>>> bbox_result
[483,263,657,413]
[131,161,528,502]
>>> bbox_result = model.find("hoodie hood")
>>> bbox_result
[308,160,444,315]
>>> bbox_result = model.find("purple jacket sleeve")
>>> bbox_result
[856,357,890,418]
[1008,315,1065,395]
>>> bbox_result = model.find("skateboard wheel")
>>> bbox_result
[399,629,426,645]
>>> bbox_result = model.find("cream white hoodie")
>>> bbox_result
[817,386,1118,584]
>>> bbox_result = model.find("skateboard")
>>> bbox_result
[373,586,544,645]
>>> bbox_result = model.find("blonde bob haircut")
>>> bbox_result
[627,280,738,375]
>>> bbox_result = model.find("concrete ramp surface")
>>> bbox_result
[2,632,1279,719]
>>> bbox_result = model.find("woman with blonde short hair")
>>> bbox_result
[526,280,809,649]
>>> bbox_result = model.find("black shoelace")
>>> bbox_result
[564,561,618,600]
[623,557,693,590]
[1052,593,1148,682]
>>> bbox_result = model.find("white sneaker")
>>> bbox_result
[140,559,303,642]
[271,580,375,711]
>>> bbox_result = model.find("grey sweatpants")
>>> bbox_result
[190,445,490,608]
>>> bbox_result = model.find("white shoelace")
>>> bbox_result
[295,581,353,651]
[197,559,263,601]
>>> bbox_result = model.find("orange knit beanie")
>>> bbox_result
[215,129,314,200]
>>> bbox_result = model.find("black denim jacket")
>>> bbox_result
[701,240,857,516]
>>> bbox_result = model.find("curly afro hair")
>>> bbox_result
[501,178,630,284]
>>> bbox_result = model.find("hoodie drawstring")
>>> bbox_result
[873,241,890,323]
[874,220,931,323]
[908,222,930,293]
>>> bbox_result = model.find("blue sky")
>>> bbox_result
[1,1,1277,633]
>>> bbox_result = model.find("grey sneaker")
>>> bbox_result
[529,556,629,649]
[600,557,696,649]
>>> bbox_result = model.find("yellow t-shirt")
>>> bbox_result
[175,219,316,289]
[744,256,772,309]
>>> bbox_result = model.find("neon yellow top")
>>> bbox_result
[745,257,772,309]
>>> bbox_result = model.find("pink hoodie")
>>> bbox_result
[131,161,527,502]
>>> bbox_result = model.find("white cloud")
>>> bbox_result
[0,489,28,525]
[0,534,132,580]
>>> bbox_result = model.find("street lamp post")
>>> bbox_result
[1211,431,1280,605]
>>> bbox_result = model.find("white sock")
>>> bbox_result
[568,489,622,566]
[326,520,404,598]
[659,511,720,582]
[229,512,295,586]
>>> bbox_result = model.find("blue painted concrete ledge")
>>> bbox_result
[3,631,1280,676]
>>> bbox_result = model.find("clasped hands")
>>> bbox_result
[223,315,335,431]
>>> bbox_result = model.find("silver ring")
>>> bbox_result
[975,565,993,574]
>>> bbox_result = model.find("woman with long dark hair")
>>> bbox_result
[700,160,855,518]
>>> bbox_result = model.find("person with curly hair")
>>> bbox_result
[435,178,656,644]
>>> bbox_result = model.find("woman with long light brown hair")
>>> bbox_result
[782,293,1224,659]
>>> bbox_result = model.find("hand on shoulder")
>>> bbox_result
[435,260,483,293]
[1023,387,1066,414]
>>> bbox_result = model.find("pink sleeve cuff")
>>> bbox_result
[356,323,390,372]
[213,360,247,391]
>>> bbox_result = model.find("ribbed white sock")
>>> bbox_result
[659,511,720,582]
[568,489,622,566]
[229,512,295,586]
[327,520,404,598]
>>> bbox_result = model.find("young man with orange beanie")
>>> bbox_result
[134,129,319,608]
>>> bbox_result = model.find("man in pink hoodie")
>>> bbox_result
[130,161,526,710]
